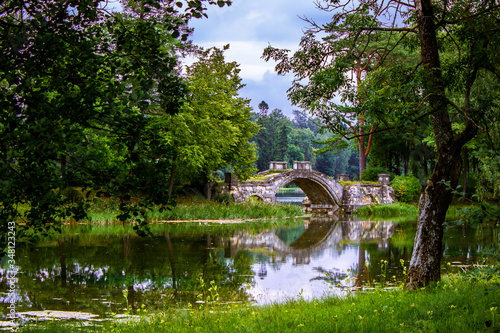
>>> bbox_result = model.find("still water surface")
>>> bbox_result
[1,212,498,318]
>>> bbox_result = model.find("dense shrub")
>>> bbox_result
[391,175,421,202]
[212,193,234,204]
[361,166,391,182]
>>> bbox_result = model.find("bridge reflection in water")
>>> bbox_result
[228,217,394,304]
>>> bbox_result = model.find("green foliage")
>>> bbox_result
[473,150,500,202]
[360,166,391,182]
[457,171,479,200]
[0,0,231,254]
[182,46,258,183]
[20,276,500,332]
[459,252,500,285]
[212,193,234,205]
[251,108,294,171]
[391,175,422,203]
[250,109,359,179]
[452,203,500,227]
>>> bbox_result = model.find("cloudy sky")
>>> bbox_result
[187,1,332,117]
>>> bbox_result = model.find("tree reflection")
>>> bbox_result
[4,219,496,316]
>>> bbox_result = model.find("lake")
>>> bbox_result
[0,212,498,319]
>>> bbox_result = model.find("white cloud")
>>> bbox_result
[194,40,297,81]
[187,0,333,117]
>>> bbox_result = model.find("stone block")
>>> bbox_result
[378,174,390,185]
[269,161,288,171]
[337,174,349,181]
[293,161,311,170]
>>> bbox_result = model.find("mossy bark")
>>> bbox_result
[406,0,477,289]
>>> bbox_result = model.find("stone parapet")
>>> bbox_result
[269,161,288,171]
[293,161,311,170]
[378,174,390,185]
[337,174,349,181]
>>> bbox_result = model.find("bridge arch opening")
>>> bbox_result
[275,181,305,204]
[248,194,265,202]
[218,167,343,215]
[276,177,338,207]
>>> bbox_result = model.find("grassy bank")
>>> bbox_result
[352,202,476,222]
[19,273,500,332]
[352,202,418,216]
[84,195,305,223]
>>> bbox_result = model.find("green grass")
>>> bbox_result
[83,198,305,223]
[339,180,380,186]
[18,273,500,332]
[247,169,291,181]
[151,201,304,221]
[277,186,302,193]
[352,202,419,216]
[352,203,478,220]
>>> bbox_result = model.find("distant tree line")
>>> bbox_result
[249,104,360,180]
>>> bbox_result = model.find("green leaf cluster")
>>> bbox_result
[390,175,422,203]
[0,0,232,253]
[361,166,391,182]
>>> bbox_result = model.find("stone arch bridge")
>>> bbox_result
[216,161,395,215]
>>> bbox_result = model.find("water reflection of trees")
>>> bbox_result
[0,220,496,315]
[0,232,255,316]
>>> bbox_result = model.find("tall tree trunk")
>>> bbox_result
[462,148,468,202]
[58,238,67,287]
[358,135,366,178]
[404,141,409,176]
[205,181,214,201]
[355,63,375,179]
[407,0,477,289]
[168,155,177,198]
[356,127,374,179]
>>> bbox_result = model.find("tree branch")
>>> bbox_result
[387,0,415,9]
[362,26,418,34]
[438,5,500,27]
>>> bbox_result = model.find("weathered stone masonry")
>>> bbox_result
[216,162,395,215]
